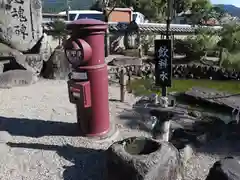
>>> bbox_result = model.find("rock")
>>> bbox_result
[226,121,240,140]
[108,56,142,66]
[0,43,42,73]
[39,33,52,62]
[123,49,140,57]
[49,48,70,80]
[0,62,5,73]
[205,157,240,180]
[3,59,23,72]
[107,137,180,180]
[0,69,38,88]
[188,110,202,118]
[171,128,197,146]
[184,87,240,112]
[25,54,43,74]
[0,131,12,143]
[179,144,194,165]
[171,115,197,130]
[154,120,171,141]
[0,0,42,52]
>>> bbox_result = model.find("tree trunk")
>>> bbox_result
[58,37,61,46]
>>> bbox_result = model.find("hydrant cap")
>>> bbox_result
[66,18,107,31]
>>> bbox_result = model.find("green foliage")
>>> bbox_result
[190,0,212,25]
[188,0,225,25]
[90,0,103,11]
[108,0,194,22]
[175,0,192,13]
[129,78,240,96]
[216,24,240,70]
[210,6,226,20]
[218,23,240,53]
[182,28,219,59]
[42,0,97,13]
[221,51,240,71]
[42,0,225,26]
[48,20,67,46]
[140,35,155,54]
[124,0,167,22]
[180,24,240,71]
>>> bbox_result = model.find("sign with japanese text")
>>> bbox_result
[154,39,172,87]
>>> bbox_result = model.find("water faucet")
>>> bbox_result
[151,93,159,104]
[232,106,240,123]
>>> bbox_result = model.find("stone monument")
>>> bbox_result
[0,0,42,51]
[0,0,52,87]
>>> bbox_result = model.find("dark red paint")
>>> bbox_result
[65,19,110,137]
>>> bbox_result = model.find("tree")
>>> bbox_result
[189,1,225,25]
[175,0,192,14]
[218,23,240,53]
[103,0,161,21]
[215,24,240,69]
[90,0,104,11]
[90,0,121,56]
[190,0,212,25]
[210,6,225,21]
[47,20,67,46]
[91,0,195,22]
[185,27,218,59]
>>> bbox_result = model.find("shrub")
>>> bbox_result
[174,34,219,60]
[140,34,155,55]
[221,51,240,71]
[218,23,240,53]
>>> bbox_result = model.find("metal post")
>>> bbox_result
[120,69,126,102]
[162,0,172,97]
[105,26,110,57]
[66,0,70,21]
[103,8,110,57]
[162,18,170,96]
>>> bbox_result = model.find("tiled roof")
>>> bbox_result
[42,21,222,34]
[108,23,195,33]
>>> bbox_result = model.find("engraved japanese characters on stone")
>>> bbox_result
[14,24,28,39]
[11,6,27,22]
[0,0,43,51]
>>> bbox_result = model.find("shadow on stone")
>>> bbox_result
[117,109,146,130]
[109,98,121,102]
[0,116,79,137]
[7,142,106,180]
[206,157,240,180]
[3,59,25,72]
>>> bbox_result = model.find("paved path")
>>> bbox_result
[0,79,148,180]
[0,80,237,180]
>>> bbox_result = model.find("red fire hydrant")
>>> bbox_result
[64,19,110,137]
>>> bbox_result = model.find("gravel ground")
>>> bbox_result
[0,79,230,180]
